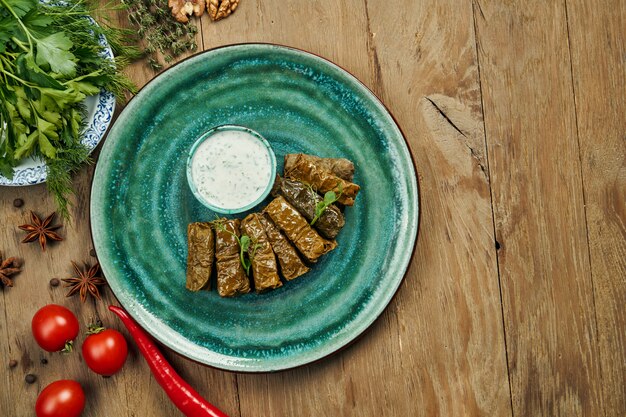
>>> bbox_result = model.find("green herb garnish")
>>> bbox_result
[310,183,342,226]
[213,218,258,276]
[0,0,139,219]
[238,234,252,275]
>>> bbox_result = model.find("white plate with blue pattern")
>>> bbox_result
[0,32,116,187]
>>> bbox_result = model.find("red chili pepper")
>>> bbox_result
[108,305,229,417]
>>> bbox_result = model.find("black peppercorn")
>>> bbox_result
[49,278,60,287]
[25,374,37,384]
[13,198,24,208]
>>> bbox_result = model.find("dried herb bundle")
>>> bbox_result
[122,0,198,71]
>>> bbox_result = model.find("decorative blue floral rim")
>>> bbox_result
[0,29,116,186]
[186,124,277,214]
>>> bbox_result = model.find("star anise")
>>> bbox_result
[18,211,63,252]
[0,253,22,288]
[62,262,106,303]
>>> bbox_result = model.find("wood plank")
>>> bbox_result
[0,174,142,417]
[473,1,604,415]
[362,0,511,414]
[565,1,626,415]
[198,0,511,415]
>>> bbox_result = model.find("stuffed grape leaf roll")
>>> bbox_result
[271,176,345,239]
[284,154,355,182]
[186,222,214,291]
[258,213,310,280]
[240,214,282,292]
[283,153,360,206]
[263,196,337,263]
[214,219,251,297]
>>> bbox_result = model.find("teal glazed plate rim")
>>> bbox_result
[91,43,420,372]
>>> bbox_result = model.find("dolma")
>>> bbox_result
[263,196,337,263]
[186,222,214,291]
[283,153,360,206]
[284,153,354,182]
[272,176,345,239]
[240,214,282,292]
[214,219,251,297]
[258,213,310,280]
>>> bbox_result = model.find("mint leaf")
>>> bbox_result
[36,32,76,76]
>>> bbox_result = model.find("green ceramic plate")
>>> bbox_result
[91,44,419,372]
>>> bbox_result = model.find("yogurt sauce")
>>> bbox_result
[190,129,274,210]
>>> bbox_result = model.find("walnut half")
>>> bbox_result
[208,0,239,21]
[169,0,206,23]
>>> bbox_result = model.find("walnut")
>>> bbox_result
[169,0,206,23]
[208,0,239,21]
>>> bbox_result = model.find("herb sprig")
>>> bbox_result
[212,219,260,276]
[121,0,198,71]
[311,183,343,226]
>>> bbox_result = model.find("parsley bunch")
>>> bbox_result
[0,0,139,219]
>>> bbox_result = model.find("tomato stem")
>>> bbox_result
[62,340,74,353]
[86,324,105,335]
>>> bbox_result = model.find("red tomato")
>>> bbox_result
[32,305,79,352]
[82,328,128,376]
[35,380,85,417]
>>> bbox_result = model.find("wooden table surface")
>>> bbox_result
[1,1,624,416]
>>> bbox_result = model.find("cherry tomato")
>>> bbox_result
[82,327,128,376]
[32,305,79,352]
[35,380,85,417]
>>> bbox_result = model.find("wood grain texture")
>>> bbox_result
[565,1,626,415]
[2,0,625,416]
[474,0,606,416]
